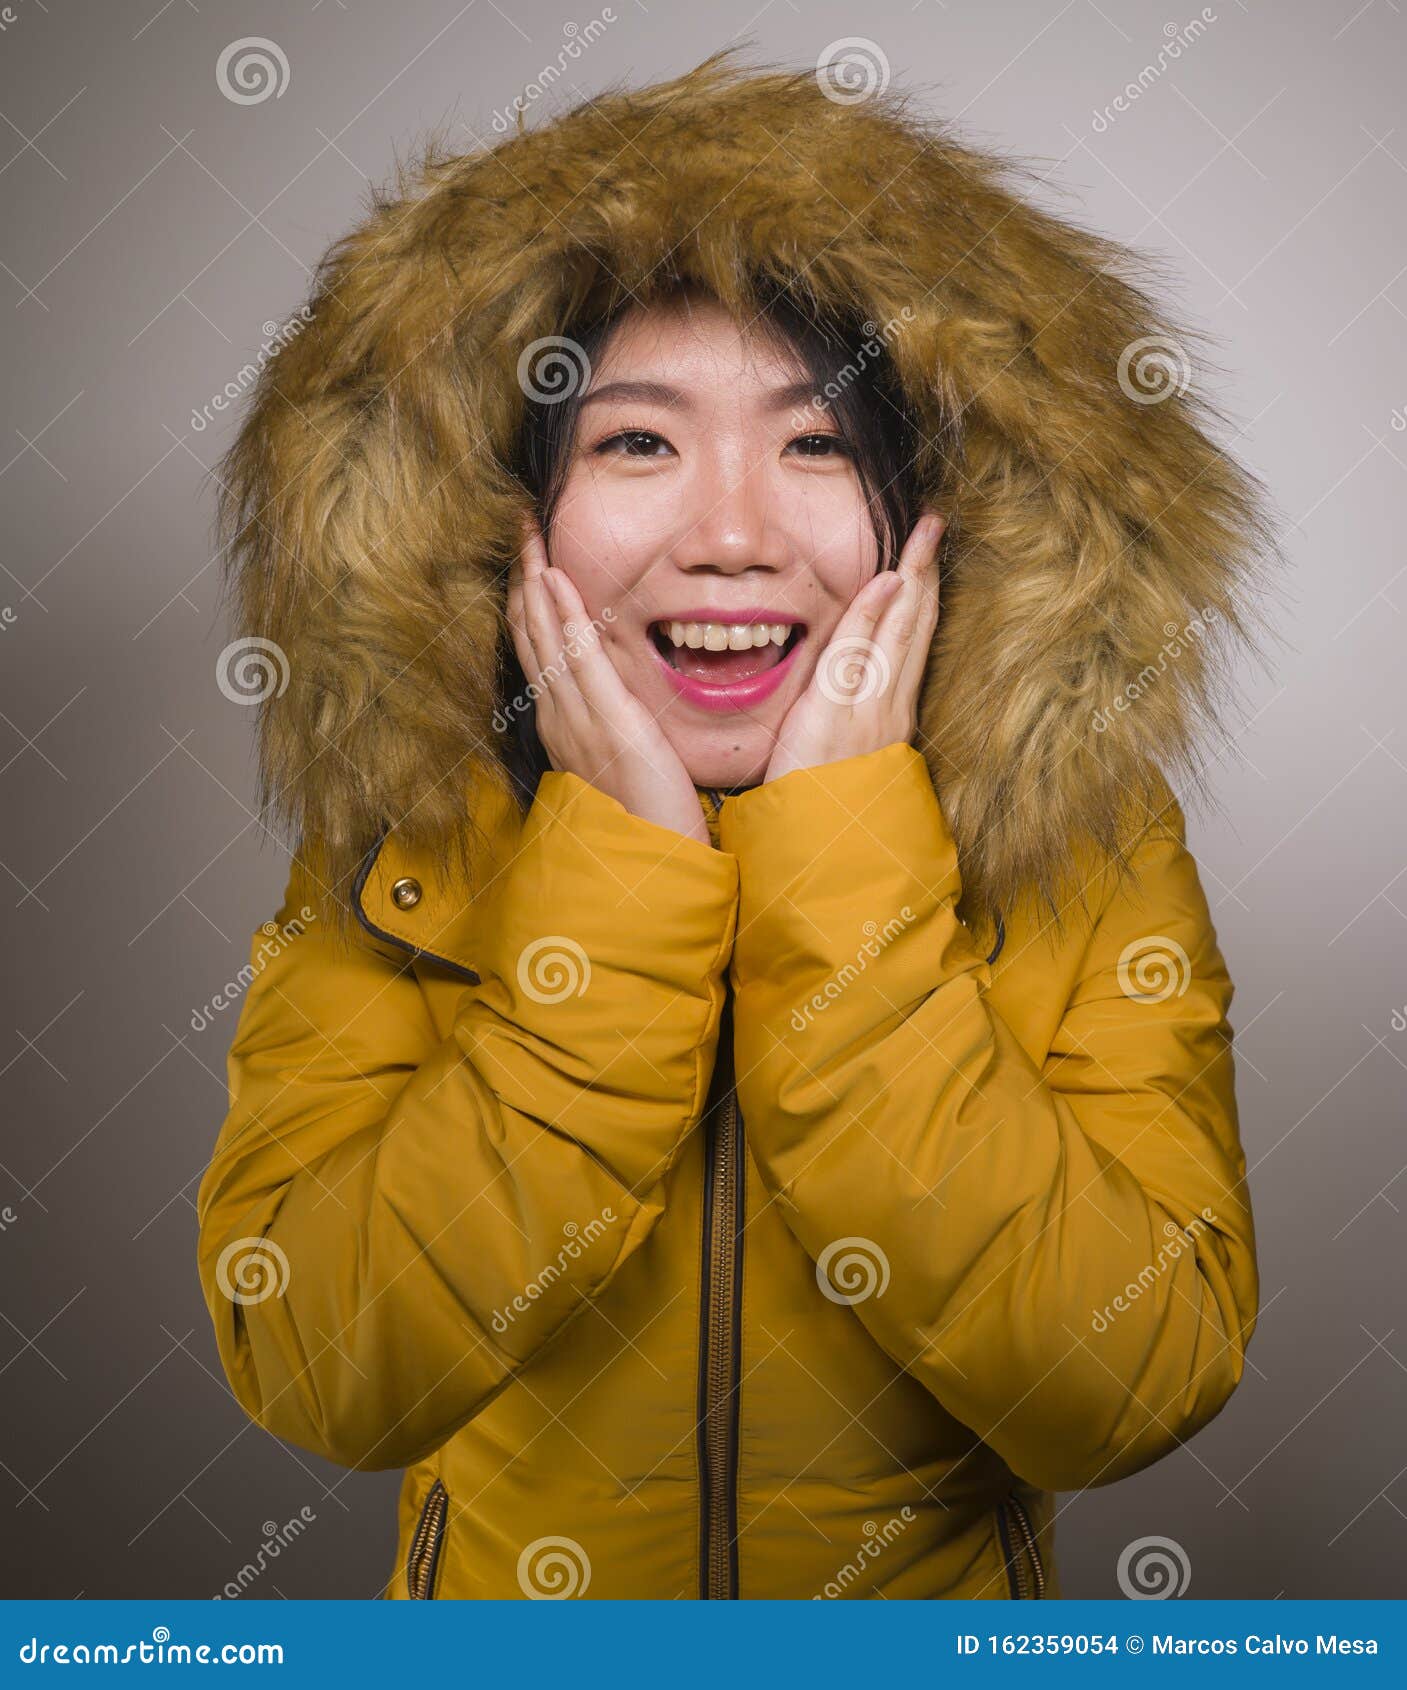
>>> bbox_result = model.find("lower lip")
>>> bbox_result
[650,631,805,714]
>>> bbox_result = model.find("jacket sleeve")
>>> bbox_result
[718,741,1257,1493]
[196,772,739,1471]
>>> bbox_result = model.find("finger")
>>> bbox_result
[518,563,584,742]
[830,567,903,646]
[542,570,633,719]
[521,554,571,680]
[879,514,944,693]
[519,517,550,581]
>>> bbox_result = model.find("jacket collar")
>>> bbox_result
[351,830,482,982]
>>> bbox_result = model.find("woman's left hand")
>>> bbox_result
[765,512,945,783]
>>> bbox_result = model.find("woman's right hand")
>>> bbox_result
[506,519,712,845]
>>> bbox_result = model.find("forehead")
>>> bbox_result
[590,296,810,395]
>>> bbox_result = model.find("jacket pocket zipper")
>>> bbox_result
[996,1494,1045,1599]
[406,1478,449,1599]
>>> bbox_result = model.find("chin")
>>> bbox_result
[672,734,774,792]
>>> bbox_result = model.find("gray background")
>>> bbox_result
[1,0,1402,1601]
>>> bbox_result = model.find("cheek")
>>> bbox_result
[799,523,880,621]
[774,477,879,599]
[546,480,659,615]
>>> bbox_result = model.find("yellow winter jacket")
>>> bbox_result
[195,49,1270,1600]
[196,741,1255,1599]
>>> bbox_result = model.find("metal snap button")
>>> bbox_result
[391,876,422,910]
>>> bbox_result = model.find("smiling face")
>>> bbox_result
[542,294,885,789]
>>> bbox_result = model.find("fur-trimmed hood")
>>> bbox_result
[217,46,1277,940]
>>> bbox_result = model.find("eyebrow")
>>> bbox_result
[580,377,828,412]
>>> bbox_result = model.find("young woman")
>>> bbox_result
[196,51,1272,1601]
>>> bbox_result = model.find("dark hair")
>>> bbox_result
[500,278,930,803]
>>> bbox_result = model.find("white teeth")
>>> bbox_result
[659,621,795,650]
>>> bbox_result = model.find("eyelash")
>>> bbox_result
[592,427,851,459]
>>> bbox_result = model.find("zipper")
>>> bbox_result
[996,1493,1045,1599]
[697,983,744,1599]
[406,1477,449,1599]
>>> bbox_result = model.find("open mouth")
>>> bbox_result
[648,619,807,685]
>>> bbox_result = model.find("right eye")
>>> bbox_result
[593,429,674,458]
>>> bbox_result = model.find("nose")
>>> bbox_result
[668,440,789,577]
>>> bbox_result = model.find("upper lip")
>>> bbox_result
[647,609,806,626]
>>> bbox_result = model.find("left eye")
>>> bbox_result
[788,433,850,457]
[596,429,672,457]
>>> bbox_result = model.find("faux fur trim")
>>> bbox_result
[215,46,1281,944]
